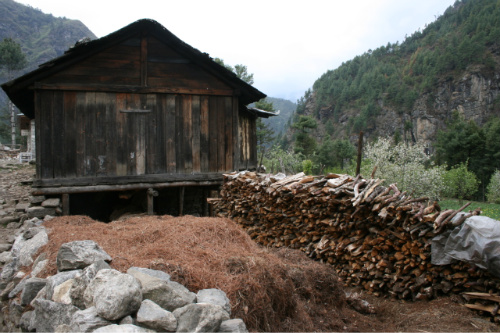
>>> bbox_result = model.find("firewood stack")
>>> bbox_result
[214,171,500,303]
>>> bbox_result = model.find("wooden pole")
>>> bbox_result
[179,186,185,216]
[147,188,158,215]
[62,193,70,216]
[356,131,364,176]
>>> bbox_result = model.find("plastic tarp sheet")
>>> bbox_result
[431,214,500,278]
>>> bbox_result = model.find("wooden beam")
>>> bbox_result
[31,180,222,195]
[33,83,235,97]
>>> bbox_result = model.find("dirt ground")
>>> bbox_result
[2,162,499,332]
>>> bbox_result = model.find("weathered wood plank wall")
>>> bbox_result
[35,91,256,183]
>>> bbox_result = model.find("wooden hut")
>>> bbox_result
[1,19,272,219]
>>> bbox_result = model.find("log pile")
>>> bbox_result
[214,171,500,303]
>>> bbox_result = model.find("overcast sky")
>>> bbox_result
[16,0,456,102]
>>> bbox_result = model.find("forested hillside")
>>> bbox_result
[0,0,96,142]
[0,0,96,73]
[289,0,500,145]
[273,0,500,202]
[261,97,296,137]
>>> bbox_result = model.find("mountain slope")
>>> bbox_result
[290,0,500,146]
[0,0,96,74]
[0,0,96,142]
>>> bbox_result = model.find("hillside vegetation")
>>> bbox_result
[0,0,96,73]
[291,0,500,142]
[0,0,96,142]
[271,0,500,203]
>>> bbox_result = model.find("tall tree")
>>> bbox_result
[0,38,27,146]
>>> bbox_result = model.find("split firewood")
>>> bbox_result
[214,171,500,302]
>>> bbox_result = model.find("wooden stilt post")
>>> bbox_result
[147,188,158,215]
[179,186,185,216]
[62,193,70,216]
[203,188,209,216]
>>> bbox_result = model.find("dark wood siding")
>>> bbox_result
[35,90,242,184]
[239,110,257,170]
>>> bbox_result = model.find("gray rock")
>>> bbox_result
[0,258,19,282]
[32,299,79,332]
[6,221,21,229]
[13,228,48,267]
[219,319,249,333]
[29,196,46,204]
[15,202,29,212]
[45,270,81,300]
[93,324,155,333]
[31,259,48,277]
[119,315,135,325]
[52,278,74,304]
[30,286,47,305]
[26,206,56,218]
[140,278,196,312]
[19,310,35,332]
[0,281,15,301]
[127,266,171,281]
[70,260,111,309]
[0,243,12,252]
[173,303,230,332]
[70,307,112,333]
[42,198,60,208]
[8,273,29,299]
[56,240,112,271]
[0,216,17,225]
[55,324,73,332]
[8,300,24,330]
[0,250,13,263]
[22,227,43,240]
[20,277,47,305]
[84,269,142,321]
[136,299,177,332]
[197,288,231,314]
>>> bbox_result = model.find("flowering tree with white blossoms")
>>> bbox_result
[486,170,500,204]
[362,138,446,200]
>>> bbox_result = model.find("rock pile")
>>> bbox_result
[0,221,247,332]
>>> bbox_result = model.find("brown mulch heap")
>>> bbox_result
[36,215,500,332]
[39,215,346,332]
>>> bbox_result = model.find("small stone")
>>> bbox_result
[136,299,177,332]
[173,303,229,332]
[15,203,29,212]
[219,319,249,333]
[42,198,60,208]
[127,267,170,281]
[53,279,75,304]
[83,269,142,321]
[29,196,46,205]
[21,277,47,305]
[26,206,56,218]
[6,222,21,229]
[57,240,112,271]
[93,324,155,332]
[0,243,12,252]
[197,288,231,314]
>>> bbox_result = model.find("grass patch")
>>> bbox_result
[439,199,500,220]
